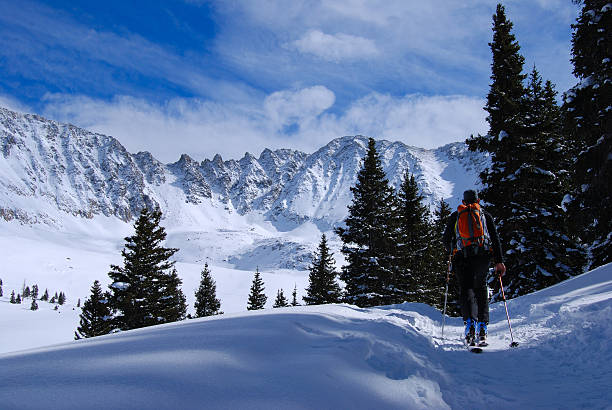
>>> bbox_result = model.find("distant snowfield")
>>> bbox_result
[1,229,610,410]
[0,216,312,354]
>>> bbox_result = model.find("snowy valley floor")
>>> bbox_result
[1,263,611,409]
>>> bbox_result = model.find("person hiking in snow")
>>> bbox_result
[443,189,506,346]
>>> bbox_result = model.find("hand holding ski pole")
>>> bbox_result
[495,262,506,277]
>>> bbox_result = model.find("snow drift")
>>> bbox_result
[1,263,610,409]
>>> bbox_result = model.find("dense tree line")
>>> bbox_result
[336,2,608,307]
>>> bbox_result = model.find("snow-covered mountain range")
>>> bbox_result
[0,106,487,230]
[1,106,488,271]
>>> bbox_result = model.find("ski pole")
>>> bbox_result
[441,253,452,340]
[499,274,519,347]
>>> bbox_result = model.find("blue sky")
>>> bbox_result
[0,0,579,162]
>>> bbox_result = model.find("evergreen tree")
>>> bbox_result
[41,288,49,301]
[75,280,114,339]
[433,199,460,315]
[31,285,39,300]
[392,172,435,304]
[10,290,16,304]
[58,292,66,305]
[77,298,81,307]
[273,289,289,308]
[495,67,587,297]
[564,0,611,269]
[247,268,267,310]
[50,292,58,304]
[335,138,397,307]
[16,293,21,304]
[107,207,183,330]
[0,278,3,297]
[303,234,342,305]
[23,286,31,298]
[30,298,38,311]
[149,268,187,324]
[194,263,222,317]
[291,284,300,306]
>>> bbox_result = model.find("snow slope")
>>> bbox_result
[1,263,610,410]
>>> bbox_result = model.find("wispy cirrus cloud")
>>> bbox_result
[291,30,379,62]
[0,0,257,104]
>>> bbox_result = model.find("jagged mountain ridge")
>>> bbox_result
[0,106,488,231]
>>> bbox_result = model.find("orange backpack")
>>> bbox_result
[454,202,491,256]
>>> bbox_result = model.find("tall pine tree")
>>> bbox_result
[194,263,222,317]
[500,67,587,295]
[392,172,435,305]
[247,268,267,310]
[335,138,397,307]
[432,199,460,315]
[75,280,114,339]
[108,207,186,330]
[303,234,342,305]
[564,0,611,269]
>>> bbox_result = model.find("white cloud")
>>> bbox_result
[37,88,486,163]
[264,86,335,128]
[0,94,31,114]
[292,30,379,62]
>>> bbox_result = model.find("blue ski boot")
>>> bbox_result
[464,319,476,346]
[477,322,488,346]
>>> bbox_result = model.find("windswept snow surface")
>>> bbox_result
[1,264,610,409]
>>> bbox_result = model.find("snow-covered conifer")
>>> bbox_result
[564,0,611,269]
[392,172,435,305]
[75,280,113,339]
[273,289,289,308]
[247,268,267,310]
[107,207,183,330]
[194,263,222,317]
[304,234,341,305]
[336,138,396,307]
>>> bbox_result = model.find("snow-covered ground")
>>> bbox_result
[0,216,312,354]
[1,252,610,409]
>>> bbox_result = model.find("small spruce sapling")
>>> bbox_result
[291,284,299,306]
[273,289,289,308]
[247,267,267,311]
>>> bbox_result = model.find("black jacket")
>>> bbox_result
[442,209,504,264]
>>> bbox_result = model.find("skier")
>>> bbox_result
[443,189,506,346]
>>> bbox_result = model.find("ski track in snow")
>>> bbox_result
[1,260,610,409]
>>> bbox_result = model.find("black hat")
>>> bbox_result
[463,189,478,204]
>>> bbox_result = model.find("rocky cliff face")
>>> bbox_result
[0,106,489,230]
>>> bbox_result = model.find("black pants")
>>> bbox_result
[454,254,491,324]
